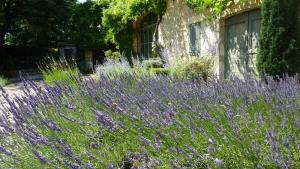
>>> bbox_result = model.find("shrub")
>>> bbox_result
[104,50,122,60]
[0,75,9,86]
[150,67,169,75]
[96,56,213,79]
[141,58,165,69]
[168,57,213,80]
[96,58,132,77]
[39,58,79,86]
[1,74,300,168]
[96,58,156,78]
[257,0,300,77]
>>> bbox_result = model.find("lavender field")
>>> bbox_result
[0,74,300,168]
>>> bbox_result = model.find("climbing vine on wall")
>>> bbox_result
[185,0,249,16]
[102,0,167,60]
[185,0,231,16]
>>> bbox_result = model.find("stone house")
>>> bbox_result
[132,0,299,79]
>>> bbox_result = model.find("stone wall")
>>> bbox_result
[158,0,218,57]
[158,0,219,75]
[158,0,262,78]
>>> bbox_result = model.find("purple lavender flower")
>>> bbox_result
[0,145,15,157]
[94,110,117,130]
[1,69,300,168]
[55,137,73,156]
[141,136,152,147]
[214,158,224,166]
[108,163,114,169]
[65,101,77,110]
[32,150,50,164]
[207,144,214,155]
[43,119,62,132]
[155,136,162,149]
[64,160,81,169]
[71,163,81,169]
[281,117,288,129]
[86,163,95,169]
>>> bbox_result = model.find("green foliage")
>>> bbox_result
[96,56,212,79]
[185,0,230,16]
[70,0,109,48]
[0,0,77,46]
[150,67,169,75]
[0,75,9,86]
[104,49,122,60]
[0,0,24,45]
[141,58,164,69]
[1,0,111,48]
[169,57,213,80]
[185,0,249,17]
[257,0,300,77]
[40,58,79,86]
[102,0,167,56]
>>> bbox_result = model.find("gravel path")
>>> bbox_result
[1,83,24,107]
[0,82,28,131]
[0,81,43,115]
[0,75,95,116]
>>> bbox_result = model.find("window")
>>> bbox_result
[140,13,158,58]
[189,22,201,56]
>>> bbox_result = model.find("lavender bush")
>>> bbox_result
[0,74,300,168]
[39,57,79,86]
[95,58,153,78]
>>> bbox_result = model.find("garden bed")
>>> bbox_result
[0,74,299,168]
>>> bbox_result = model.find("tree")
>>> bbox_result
[0,0,77,47]
[257,0,300,77]
[70,0,110,49]
[0,0,24,45]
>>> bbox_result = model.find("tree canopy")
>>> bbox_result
[70,0,110,49]
[0,0,77,46]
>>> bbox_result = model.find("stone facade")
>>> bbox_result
[132,0,263,78]
[157,0,219,75]
[156,0,262,78]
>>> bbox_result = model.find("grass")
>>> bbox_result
[40,58,79,86]
[0,73,299,168]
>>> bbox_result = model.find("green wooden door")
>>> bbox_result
[225,9,262,78]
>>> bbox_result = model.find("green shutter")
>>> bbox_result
[190,24,196,54]
[189,23,201,56]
